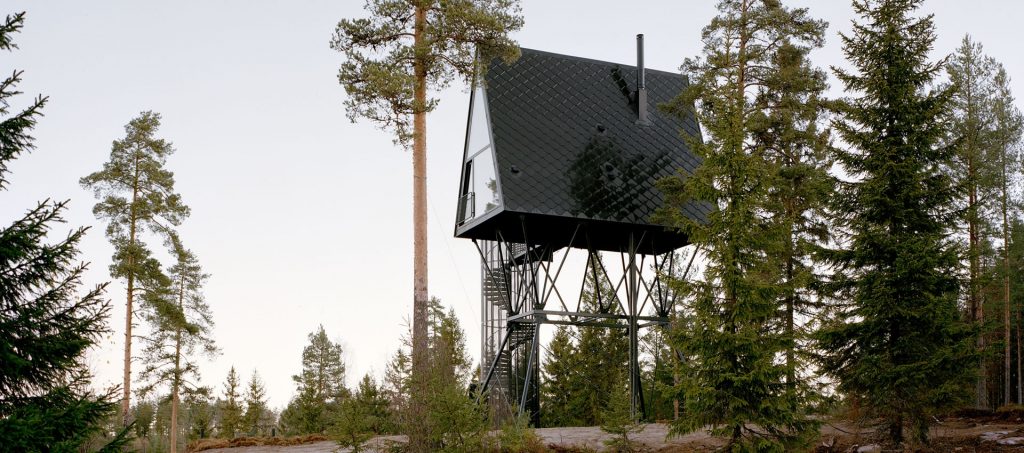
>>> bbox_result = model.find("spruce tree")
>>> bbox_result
[331,4,522,450]
[243,371,268,436]
[0,11,128,451]
[639,327,675,422]
[356,374,393,434]
[81,110,190,423]
[430,303,473,385]
[816,0,977,445]
[541,326,581,427]
[133,400,156,441]
[600,377,642,453]
[574,255,628,426]
[219,366,243,438]
[424,301,488,450]
[382,347,411,431]
[659,0,824,449]
[332,396,374,453]
[539,255,630,427]
[184,392,214,441]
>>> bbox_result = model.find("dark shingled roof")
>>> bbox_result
[454,47,707,254]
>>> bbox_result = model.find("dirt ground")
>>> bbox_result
[194,416,1024,452]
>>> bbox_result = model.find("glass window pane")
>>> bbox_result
[472,147,499,216]
[466,85,491,153]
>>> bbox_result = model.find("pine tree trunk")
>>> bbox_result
[1005,154,1012,407]
[784,192,796,395]
[970,156,988,409]
[122,153,142,425]
[123,262,134,425]
[170,358,179,453]
[171,274,185,453]
[409,3,430,451]
[1011,311,1019,403]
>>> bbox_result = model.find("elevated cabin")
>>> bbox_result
[454,46,706,254]
[457,39,706,423]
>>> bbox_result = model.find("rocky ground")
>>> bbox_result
[193,415,1024,452]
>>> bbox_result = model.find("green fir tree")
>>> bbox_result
[600,378,642,453]
[541,326,581,427]
[219,366,243,438]
[816,0,977,445]
[574,255,629,427]
[639,327,675,423]
[331,374,393,452]
[243,371,268,436]
[0,12,128,451]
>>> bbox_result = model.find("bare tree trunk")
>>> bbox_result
[1004,151,1012,407]
[170,354,180,453]
[409,4,430,451]
[170,274,185,453]
[123,154,142,425]
[123,263,134,424]
[969,154,988,409]
[784,190,796,395]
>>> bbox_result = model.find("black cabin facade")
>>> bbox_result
[455,40,705,424]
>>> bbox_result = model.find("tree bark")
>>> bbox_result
[171,273,185,452]
[1004,146,1012,407]
[966,114,988,409]
[171,341,180,453]
[784,187,796,394]
[123,153,141,425]
[409,3,430,451]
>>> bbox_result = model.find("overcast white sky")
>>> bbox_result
[2,1,1022,410]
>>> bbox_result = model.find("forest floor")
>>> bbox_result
[192,413,1024,452]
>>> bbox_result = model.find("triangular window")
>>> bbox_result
[458,84,501,224]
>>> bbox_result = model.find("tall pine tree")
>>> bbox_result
[943,35,999,408]
[990,65,1023,406]
[0,12,128,450]
[659,0,824,449]
[81,110,190,423]
[331,4,522,450]
[816,0,977,445]
[137,236,217,452]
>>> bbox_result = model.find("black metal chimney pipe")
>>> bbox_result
[636,34,649,125]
